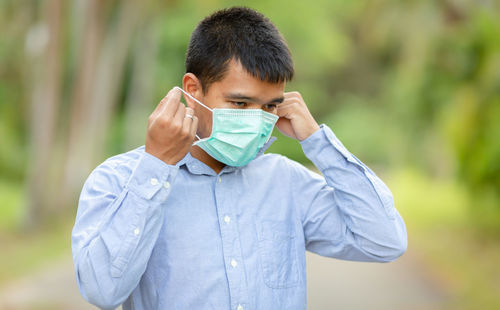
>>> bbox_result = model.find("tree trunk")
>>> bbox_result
[59,0,140,212]
[124,20,158,149]
[24,0,64,229]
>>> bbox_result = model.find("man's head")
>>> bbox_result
[182,7,294,140]
[185,6,294,93]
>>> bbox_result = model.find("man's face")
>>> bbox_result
[195,60,285,139]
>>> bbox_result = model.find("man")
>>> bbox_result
[72,7,407,310]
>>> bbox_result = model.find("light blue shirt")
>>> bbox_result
[72,124,407,310]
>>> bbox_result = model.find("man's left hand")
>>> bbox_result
[276,91,320,141]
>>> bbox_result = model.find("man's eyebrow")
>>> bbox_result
[224,92,284,105]
[224,93,254,101]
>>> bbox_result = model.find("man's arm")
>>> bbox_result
[72,153,178,309]
[72,87,198,309]
[291,125,407,262]
[276,92,406,262]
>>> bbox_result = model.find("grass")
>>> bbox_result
[0,223,72,286]
[387,168,500,310]
[0,178,25,232]
[0,179,72,286]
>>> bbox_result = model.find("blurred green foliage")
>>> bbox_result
[0,0,499,228]
[0,179,25,232]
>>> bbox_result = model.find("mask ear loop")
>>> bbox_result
[173,86,212,141]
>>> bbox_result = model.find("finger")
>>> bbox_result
[173,102,186,126]
[185,107,195,118]
[283,93,302,102]
[182,107,194,130]
[283,92,305,107]
[151,87,180,121]
[275,117,296,139]
[150,90,173,120]
[284,91,302,99]
[277,102,297,118]
[190,115,199,138]
[162,87,182,117]
[279,99,299,108]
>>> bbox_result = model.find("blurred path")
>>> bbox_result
[306,246,451,310]
[0,255,98,310]
[0,247,449,310]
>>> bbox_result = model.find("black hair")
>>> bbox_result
[185,7,294,93]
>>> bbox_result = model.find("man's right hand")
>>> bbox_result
[145,87,199,165]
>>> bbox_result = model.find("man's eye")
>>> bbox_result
[232,101,247,107]
[264,104,277,110]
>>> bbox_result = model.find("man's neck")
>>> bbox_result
[189,146,225,174]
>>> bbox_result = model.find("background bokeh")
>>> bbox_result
[1,0,499,309]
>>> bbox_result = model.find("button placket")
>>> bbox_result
[214,173,248,309]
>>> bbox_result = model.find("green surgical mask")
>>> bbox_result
[175,87,278,167]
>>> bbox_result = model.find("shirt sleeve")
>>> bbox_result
[291,124,407,262]
[71,151,178,309]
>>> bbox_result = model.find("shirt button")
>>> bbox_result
[224,215,231,223]
[163,181,170,189]
[231,259,238,268]
[133,228,140,236]
[150,178,159,186]
[218,176,222,183]
[237,305,243,310]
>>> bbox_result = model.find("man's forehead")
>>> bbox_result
[203,60,286,103]
[217,60,285,86]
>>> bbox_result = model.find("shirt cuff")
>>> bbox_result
[126,151,179,201]
[300,124,353,171]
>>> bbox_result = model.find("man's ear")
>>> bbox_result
[182,73,203,109]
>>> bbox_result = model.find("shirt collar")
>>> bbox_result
[257,136,277,157]
[177,136,277,175]
[176,152,214,176]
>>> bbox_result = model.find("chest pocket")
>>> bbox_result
[257,220,300,289]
